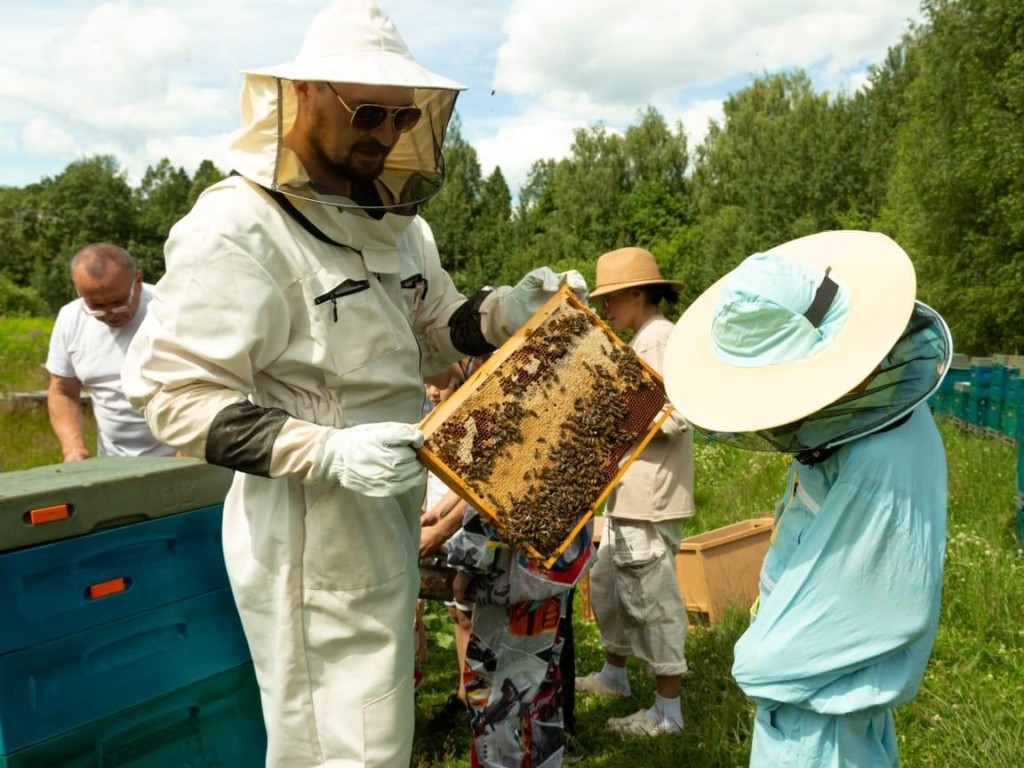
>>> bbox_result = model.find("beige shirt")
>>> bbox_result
[607,313,695,521]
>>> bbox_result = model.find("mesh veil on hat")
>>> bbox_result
[228,0,465,213]
[589,247,684,300]
[663,231,952,451]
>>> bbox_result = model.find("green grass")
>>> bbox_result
[412,422,1024,767]
[0,316,51,392]
[1,316,1020,766]
[0,317,91,470]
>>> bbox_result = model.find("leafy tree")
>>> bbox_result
[511,109,694,289]
[421,117,483,290]
[130,158,192,281]
[188,160,227,207]
[421,116,515,294]
[882,0,1024,353]
[690,71,875,292]
[0,273,48,317]
[32,156,135,310]
[468,167,513,289]
[0,185,48,289]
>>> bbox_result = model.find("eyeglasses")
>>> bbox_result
[325,83,422,134]
[79,276,138,318]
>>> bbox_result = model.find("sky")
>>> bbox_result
[0,0,924,195]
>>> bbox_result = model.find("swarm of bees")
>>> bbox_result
[420,290,667,564]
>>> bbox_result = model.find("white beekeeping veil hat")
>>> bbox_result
[228,0,466,213]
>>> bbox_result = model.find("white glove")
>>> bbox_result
[504,267,589,332]
[314,422,425,497]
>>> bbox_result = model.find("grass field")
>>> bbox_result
[2,318,1021,766]
[410,423,1024,767]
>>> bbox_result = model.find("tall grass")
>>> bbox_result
[0,316,92,471]
[0,317,51,392]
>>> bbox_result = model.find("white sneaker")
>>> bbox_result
[607,709,682,736]
[574,672,630,698]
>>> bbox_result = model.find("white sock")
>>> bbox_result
[599,662,630,691]
[647,694,682,728]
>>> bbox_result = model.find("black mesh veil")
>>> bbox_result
[699,302,952,457]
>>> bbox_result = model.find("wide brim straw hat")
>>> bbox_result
[242,0,465,91]
[588,247,684,299]
[663,230,916,433]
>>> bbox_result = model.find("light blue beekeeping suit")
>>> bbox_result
[732,402,947,767]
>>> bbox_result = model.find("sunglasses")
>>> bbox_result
[325,83,422,134]
[79,275,138,318]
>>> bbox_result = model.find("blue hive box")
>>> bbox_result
[0,663,264,767]
[0,504,229,654]
[0,587,251,754]
[0,457,233,553]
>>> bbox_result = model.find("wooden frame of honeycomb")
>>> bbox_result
[418,286,672,567]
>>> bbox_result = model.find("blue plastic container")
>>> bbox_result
[970,357,994,388]
[966,387,989,432]
[987,362,1006,431]
[0,663,265,767]
[0,458,231,553]
[0,588,251,754]
[0,504,228,654]
[1002,374,1022,440]
[952,381,971,430]
[935,365,971,416]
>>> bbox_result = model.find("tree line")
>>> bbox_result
[0,0,1020,355]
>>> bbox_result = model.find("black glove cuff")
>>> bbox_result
[449,288,498,356]
[206,401,290,476]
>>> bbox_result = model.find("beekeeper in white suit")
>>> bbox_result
[121,2,586,766]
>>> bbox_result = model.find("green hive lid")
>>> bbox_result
[0,457,233,553]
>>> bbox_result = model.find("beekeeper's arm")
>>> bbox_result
[409,219,587,374]
[122,231,422,496]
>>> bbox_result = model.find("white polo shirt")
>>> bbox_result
[46,284,174,457]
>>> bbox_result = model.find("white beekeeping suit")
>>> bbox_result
[121,2,585,766]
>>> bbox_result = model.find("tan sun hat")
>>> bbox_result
[663,230,917,433]
[588,247,684,300]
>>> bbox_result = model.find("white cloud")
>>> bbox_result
[675,99,725,154]
[0,0,923,191]
[495,0,919,104]
[22,118,77,157]
[141,133,234,181]
[474,112,580,193]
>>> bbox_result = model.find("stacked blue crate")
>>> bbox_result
[1001,367,1022,445]
[0,458,266,767]
[0,664,261,768]
[967,357,993,436]
[952,381,971,431]
[986,355,1012,440]
[931,353,971,416]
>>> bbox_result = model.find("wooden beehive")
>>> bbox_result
[418,286,670,566]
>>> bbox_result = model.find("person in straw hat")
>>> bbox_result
[575,247,695,736]
[120,2,586,765]
[662,230,952,766]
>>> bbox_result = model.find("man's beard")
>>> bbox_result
[310,132,389,187]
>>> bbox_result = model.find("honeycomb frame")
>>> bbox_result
[418,286,671,567]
